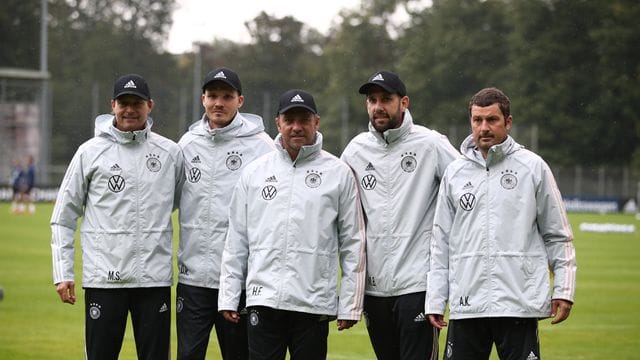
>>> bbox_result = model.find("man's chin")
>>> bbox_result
[372,124,390,133]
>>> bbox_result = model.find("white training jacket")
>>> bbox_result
[218,132,367,320]
[177,112,275,289]
[426,135,577,319]
[341,110,459,297]
[51,114,184,288]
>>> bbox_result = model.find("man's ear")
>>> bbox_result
[237,95,245,108]
[401,95,410,112]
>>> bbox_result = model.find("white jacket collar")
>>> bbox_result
[461,134,522,167]
[369,109,413,144]
[188,112,266,141]
[275,131,323,165]
[94,114,151,144]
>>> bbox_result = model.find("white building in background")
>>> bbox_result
[0,68,50,187]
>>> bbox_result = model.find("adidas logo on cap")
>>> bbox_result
[359,70,407,97]
[202,67,242,94]
[277,89,317,114]
[113,74,151,100]
[290,94,305,103]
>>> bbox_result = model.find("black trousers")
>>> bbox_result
[364,292,439,360]
[445,317,540,360]
[246,306,329,360]
[84,287,170,360]
[176,283,248,360]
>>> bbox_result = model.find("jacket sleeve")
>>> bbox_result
[435,134,460,180]
[536,161,577,302]
[50,150,88,285]
[336,167,367,321]
[218,174,250,312]
[426,172,454,315]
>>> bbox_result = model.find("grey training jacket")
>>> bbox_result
[341,110,459,296]
[51,114,184,288]
[426,135,577,319]
[218,132,367,320]
[177,112,275,288]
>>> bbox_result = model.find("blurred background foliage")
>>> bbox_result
[1,0,638,172]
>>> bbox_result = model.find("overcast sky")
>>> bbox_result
[166,0,361,54]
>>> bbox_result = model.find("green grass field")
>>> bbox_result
[0,203,638,359]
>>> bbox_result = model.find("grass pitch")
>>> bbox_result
[0,203,638,359]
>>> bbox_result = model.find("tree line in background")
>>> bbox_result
[1,0,639,175]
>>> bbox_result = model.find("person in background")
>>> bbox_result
[18,155,36,214]
[218,89,366,360]
[51,74,184,360]
[427,87,577,360]
[176,67,275,360]
[341,70,459,360]
[9,157,22,214]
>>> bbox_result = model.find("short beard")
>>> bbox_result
[371,112,402,133]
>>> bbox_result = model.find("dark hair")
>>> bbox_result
[469,87,510,119]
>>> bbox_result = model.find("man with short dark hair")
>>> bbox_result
[427,87,577,360]
[51,74,184,360]
[177,67,275,360]
[219,89,366,360]
[341,70,459,360]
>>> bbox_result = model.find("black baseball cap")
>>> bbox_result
[277,89,317,114]
[202,67,242,94]
[358,70,407,97]
[113,74,151,100]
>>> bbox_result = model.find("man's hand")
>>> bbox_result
[428,314,447,329]
[550,299,572,324]
[222,310,240,323]
[55,281,76,305]
[337,319,357,331]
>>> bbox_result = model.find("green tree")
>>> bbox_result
[0,0,41,69]
[507,0,639,166]
[46,0,182,166]
[238,12,326,136]
[56,0,175,49]
[398,0,512,138]
[587,0,640,167]
[507,0,598,164]
[318,2,402,153]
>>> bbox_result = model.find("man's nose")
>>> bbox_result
[371,101,384,112]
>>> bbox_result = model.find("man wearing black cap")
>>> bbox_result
[176,67,275,360]
[218,89,366,360]
[51,74,184,360]
[341,70,459,360]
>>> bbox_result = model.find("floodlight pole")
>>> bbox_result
[40,0,50,184]
[192,43,202,121]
